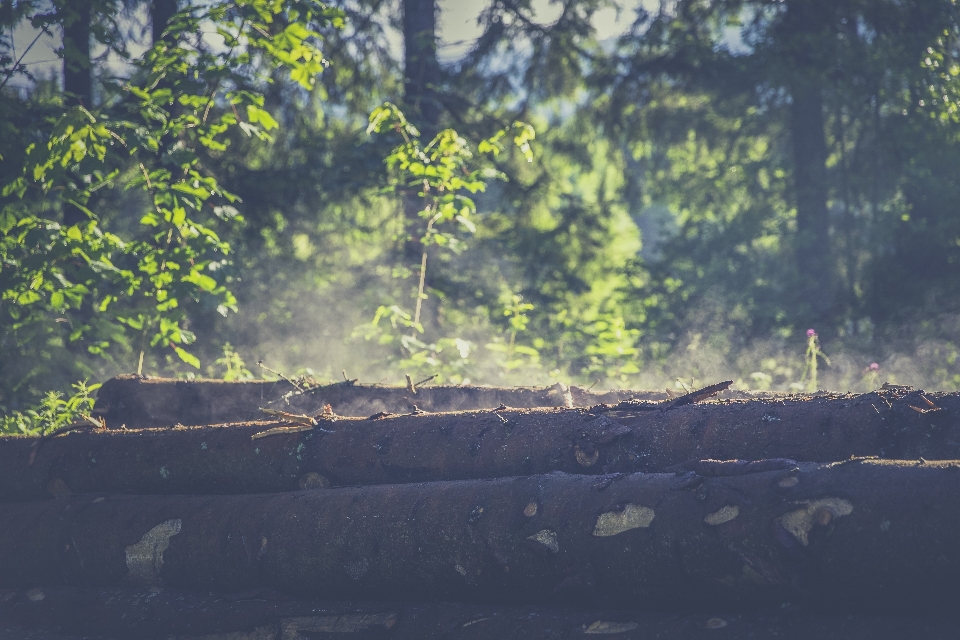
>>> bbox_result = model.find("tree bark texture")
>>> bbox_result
[402,0,441,131]
[2,587,959,640]
[93,375,692,429]
[0,462,959,613]
[57,0,95,229]
[60,0,92,107]
[151,0,178,45]
[5,388,957,501]
[93,375,775,429]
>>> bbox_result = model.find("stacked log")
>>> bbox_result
[2,383,960,638]
[1,459,960,613]
[2,587,960,640]
[91,374,774,428]
[3,387,956,500]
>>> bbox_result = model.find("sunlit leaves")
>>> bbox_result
[0,0,341,373]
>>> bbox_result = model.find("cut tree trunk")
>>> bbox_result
[5,388,957,500]
[93,377,581,429]
[92,375,689,429]
[0,462,958,614]
[2,587,960,640]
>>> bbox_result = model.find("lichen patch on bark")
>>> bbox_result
[125,519,182,585]
[777,498,853,546]
[593,504,655,537]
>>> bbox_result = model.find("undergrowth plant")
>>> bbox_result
[356,103,535,383]
[797,328,831,392]
[486,292,540,374]
[0,381,100,436]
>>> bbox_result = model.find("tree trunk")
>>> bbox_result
[60,0,92,107]
[400,0,442,329]
[1,462,959,613]
[785,0,834,321]
[151,0,178,45]
[3,388,958,500]
[3,586,960,640]
[402,0,441,133]
[58,0,94,228]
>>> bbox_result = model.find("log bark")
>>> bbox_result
[5,388,958,500]
[2,587,959,640]
[92,377,581,429]
[94,375,707,429]
[0,462,959,613]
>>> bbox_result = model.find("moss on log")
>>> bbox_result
[3,388,958,500]
[0,462,958,613]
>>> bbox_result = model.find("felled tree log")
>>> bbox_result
[93,376,589,428]
[1,461,959,613]
[0,625,98,640]
[93,375,775,429]
[2,587,960,640]
[3,388,957,500]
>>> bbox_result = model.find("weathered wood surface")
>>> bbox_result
[0,462,958,613]
[4,388,957,500]
[93,376,587,428]
[2,587,959,640]
[92,375,774,429]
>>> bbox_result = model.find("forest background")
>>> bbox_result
[4,0,960,424]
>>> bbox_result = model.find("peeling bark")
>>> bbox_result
[0,462,958,613]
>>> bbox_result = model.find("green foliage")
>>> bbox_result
[0,381,100,436]
[5,0,960,406]
[797,329,831,393]
[357,102,536,383]
[211,342,254,381]
[0,0,341,409]
[485,293,539,374]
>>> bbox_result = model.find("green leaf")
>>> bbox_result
[174,346,200,369]
[0,210,15,234]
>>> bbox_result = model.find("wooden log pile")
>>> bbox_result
[2,380,960,638]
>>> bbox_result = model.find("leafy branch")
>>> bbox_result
[0,0,343,370]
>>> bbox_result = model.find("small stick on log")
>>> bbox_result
[599,380,733,413]
[666,380,733,408]
[257,360,303,393]
[250,424,317,441]
[414,374,438,388]
[258,408,316,426]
